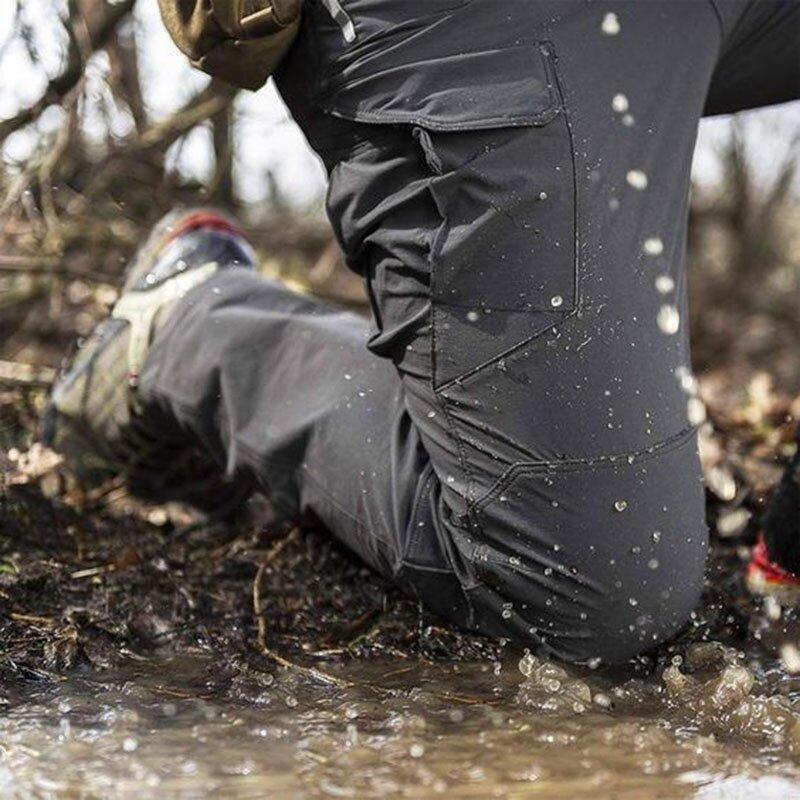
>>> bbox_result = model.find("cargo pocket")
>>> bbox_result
[416,61,578,387]
[314,1,578,386]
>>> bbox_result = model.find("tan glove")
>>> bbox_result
[157,0,301,90]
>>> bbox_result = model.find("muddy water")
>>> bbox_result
[3,644,800,799]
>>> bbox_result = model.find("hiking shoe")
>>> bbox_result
[746,537,800,603]
[746,442,800,602]
[42,208,257,510]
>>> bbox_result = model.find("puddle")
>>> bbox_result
[3,647,800,799]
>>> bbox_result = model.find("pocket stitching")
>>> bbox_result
[467,425,698,517]
[319,41,560,131]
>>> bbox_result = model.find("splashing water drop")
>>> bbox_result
[780,643,800,674]
[657,304,680,335]
[686,397,707,425]
[612,93,629,113]
[655,275,675,294]
[626,169,648,190]
[643,237,664,256]
[519,651,536,677]
[601,12,620,35]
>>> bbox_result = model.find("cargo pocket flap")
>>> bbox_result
[317,1,558,131]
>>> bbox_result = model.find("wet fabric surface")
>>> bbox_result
[141,0,800,663]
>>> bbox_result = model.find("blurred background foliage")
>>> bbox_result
[1,0,799,394]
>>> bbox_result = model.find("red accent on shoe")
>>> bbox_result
[747,536,800,588]
[164,211,247,247]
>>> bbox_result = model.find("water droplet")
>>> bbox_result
[612,93,629,113]
[780,642,800,674]
[643,237,664,256]
[648,558,659,570]
[538,191,548,201]
[622,114,635,127]
[502,608,512,619]
[466,310,480,322]
[427,410,436,418]
[409,743,425,758]
[687,397,706,425]
[614,499,628,512]
[626,169,648,190]
[652,531,662,543]
[344,373,352,380]
[628,597,638,607]
[550,295,564,308]
[446,475,455,484]
[601,12,620,35]
[122,737,138,752]
[655,275,675,294]
[657,304,680,335]
[519,651,536,677]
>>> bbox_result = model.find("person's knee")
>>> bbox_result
[465,438,708,665]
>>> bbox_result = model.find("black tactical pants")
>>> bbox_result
[139,1,800,663]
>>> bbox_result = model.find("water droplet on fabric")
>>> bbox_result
[612,93,629,113]
[657,304,680,335]
[601,12,621,35]
[550,295,564,308]
[626,169,648,190]
[643,237,664,256]
[614,499,628,512]
[655,275,675,294]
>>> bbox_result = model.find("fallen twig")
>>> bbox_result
[0,360,55,389]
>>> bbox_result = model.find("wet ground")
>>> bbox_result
[2,377,800,798]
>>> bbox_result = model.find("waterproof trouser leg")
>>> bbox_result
[138,1,800,663]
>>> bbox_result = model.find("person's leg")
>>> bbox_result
[705,0,800,116]
[136,1,730,664]
[59,1,800,662]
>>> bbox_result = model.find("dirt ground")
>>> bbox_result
[1,366,799,697]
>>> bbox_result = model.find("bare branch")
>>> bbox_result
[0,0,135,141]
